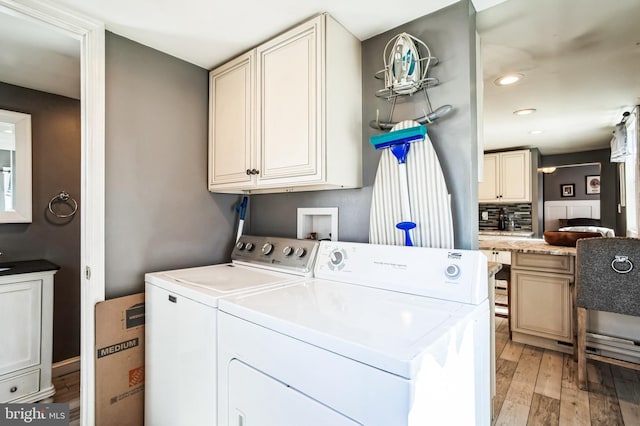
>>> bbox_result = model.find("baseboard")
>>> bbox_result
[52,356,81,378]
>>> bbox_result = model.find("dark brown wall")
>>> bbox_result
[0,81,81,363]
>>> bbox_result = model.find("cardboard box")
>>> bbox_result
[95,293,145,426]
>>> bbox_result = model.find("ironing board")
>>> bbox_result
[369,120,454,248]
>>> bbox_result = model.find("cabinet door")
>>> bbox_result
[209,51,255,189]
[495,250,511,265]
[511,270,572,342]
[0,280,41,376]
[478,154,499,202]
[500,150,531,202]
[480,250,495,261]
[256,16,322,185]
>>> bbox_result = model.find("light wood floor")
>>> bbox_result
[52,370,80,426]
[493,316,640,425]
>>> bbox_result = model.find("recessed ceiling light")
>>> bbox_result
[529,130,543,135]
[494,73,523,86]
[513,108,536,115]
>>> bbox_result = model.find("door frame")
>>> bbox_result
[0,0,105,424]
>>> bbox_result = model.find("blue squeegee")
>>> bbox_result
[369,125,426,247]
[369,125,426,150]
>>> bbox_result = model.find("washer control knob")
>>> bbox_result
[282,246,293,256]
[236,242,245,250]
[295,247,306,258]
[262,243,273,255]
[245,243,255,251]
[445,264,461,280]
[330,250,343,266]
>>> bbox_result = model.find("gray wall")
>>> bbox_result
[0,82,81,362]
[248,1,479,249]
[541,149,617,231]
[105,33,239,298]
[543,164,600,201]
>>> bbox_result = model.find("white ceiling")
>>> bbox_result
[0,12,80,99]
[1,0,638,156]
[478,0,640,155]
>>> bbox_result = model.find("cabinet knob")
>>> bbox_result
[246,169,252,175]
[10,386,17,393]
[251,168,259,175]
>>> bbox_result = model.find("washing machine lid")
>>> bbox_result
[218,279,486,378]
[144,264,304,306]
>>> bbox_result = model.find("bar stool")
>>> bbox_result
[575,237,640,390]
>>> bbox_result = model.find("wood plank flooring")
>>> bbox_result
[52,370,80,426]
[493,316,640,425]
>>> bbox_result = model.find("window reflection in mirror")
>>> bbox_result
[0,109,31,223]
[0,122,16,211]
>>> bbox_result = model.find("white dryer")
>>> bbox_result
[144,235,318,426]
[217,241,490,425]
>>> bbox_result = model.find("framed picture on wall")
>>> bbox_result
[561,184,575,197]
[586,175,601,194]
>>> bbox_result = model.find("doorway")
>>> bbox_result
[0,1,105,424]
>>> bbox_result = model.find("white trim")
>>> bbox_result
[0,1,105,424]
[543,200,601,231]
[52,356,81,378]
[0,109,31,222]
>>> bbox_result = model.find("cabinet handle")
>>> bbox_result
[10,386,17,393]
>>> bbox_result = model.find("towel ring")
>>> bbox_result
[611,255,633,274]
[48,191,78,218]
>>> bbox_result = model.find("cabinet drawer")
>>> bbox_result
[512,252,574,274]
[1,370,40,402]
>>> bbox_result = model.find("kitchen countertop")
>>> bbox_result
[479,238,577,256]
[479,230,534,237]
[488,262,502,277]
[0,259,60,277]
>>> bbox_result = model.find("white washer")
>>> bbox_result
[144,235,318,426]
[218,241,490,426]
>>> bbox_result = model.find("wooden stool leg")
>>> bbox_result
[577,307,588,390]
[507,278,512,340]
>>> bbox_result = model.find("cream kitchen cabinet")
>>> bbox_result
[481,250,511,265]
[0,262,58,403]
[208,13,362,193]
[511,252,574,344]
[479,150,531,203]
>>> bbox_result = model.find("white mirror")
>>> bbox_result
[0,109,32,223]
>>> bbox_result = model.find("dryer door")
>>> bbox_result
[228,359,360,426]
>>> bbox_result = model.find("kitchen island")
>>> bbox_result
[479,238,576,256]
[480,238,577,354]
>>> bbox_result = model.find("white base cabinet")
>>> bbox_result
[511,253,574,343]
[208,13,362,194]
[0,268,57,403]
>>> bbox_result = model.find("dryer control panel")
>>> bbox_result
[315,241,488,305]
[232,235,319,276]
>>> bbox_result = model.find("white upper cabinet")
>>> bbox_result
[479,149,531,203]
[209,52,255,187]
[208,14,362,193]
